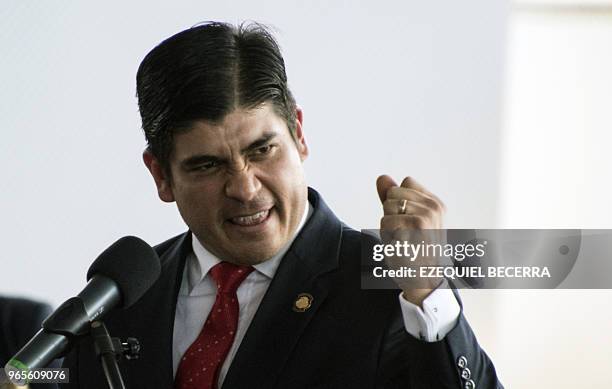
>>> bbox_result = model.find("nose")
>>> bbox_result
[224,164,262,203]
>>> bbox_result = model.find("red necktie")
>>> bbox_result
[175,262,254,389]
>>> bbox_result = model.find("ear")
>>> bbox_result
[143,149,175,203]
[294,106,309,161]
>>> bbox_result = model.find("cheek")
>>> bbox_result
[263,157,306,220]
[174,183,221,224]
[174,175,222,201]
[262,155,304,197]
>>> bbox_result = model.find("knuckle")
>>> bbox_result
[422,207,436,220]
[412,215,427,229]
[380,217,394,230]
[383,200,395,211]
[425,198,439,211]
[382,216,404,231]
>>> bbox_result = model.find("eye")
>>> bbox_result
[253,144,276,156]
[193,161,220,172]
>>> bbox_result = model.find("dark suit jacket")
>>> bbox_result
[61,188,502,388]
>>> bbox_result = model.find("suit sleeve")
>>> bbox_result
[376,290,504,389]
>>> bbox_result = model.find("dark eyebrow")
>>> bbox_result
[179,132,278,170]
[242,132,277,153]
[180,154,222,170]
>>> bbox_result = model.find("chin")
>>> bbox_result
[231,244,282,265]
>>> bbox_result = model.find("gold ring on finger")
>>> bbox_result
[399,199,408,214]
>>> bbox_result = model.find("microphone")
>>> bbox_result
[4,236,161,374]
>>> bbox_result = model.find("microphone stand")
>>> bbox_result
[90,321,124,389]
[90,321,141,389]
[39,297,140,389]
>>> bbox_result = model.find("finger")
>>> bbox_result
[376,174,397,204]
[400,176,446,210]
[381,214,428,231]
[382,199,429,216]
[400,176,427,190]
[386,187,430,202]
[386,187,444,213]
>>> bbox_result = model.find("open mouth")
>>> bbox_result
[229,208,272,227]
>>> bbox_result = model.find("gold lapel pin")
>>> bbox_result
[293,293,313,312]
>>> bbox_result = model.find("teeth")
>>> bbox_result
[231,210,269,226]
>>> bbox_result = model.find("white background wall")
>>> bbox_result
[1,1,610,387]
[496,1,612,387]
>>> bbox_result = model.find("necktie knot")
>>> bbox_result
[209,262,254,295]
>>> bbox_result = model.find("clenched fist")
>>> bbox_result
[376,175,448,307]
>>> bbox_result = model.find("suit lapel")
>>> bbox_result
[124,233,191,389]
[222,188,343,389]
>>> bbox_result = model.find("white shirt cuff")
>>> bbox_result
[398,280,461,342]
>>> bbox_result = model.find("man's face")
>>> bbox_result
[144,103,309,265]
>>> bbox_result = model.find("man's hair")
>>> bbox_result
[136,21,297,173]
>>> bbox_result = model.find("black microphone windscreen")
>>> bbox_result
[86,236,161,308]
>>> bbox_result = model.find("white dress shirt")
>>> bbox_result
[172,200,461,386]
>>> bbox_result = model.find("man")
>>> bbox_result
[62,22,502,388]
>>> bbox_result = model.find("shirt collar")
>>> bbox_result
[187,199,313,293]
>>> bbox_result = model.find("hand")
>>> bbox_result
[376,175,448,307]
